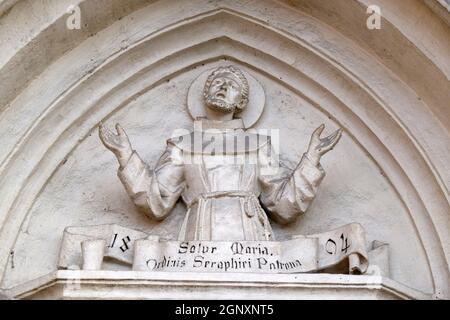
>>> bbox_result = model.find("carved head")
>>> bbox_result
[203,65,249,114]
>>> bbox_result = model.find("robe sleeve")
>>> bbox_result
[258,139,325,224]
[117,140,185,221]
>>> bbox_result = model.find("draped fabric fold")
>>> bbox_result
[117,119,325,241]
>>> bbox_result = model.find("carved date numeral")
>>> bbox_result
[120,236,131,252]
[325,233,351,255]
[108,233,118,248]
[340,233,351,254]
[325,239,337,255]
[108,233,132,252]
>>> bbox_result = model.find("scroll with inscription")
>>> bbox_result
[58,223,368,274]
[132,223,368,274]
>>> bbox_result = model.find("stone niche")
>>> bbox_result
[0,0,449,300]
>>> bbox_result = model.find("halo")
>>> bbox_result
[187,66,265,128]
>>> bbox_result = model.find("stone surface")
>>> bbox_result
[6,271,433,300]
[96,65,343,243]
[0,0,448,300]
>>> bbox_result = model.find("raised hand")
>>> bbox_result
[306,124,343,166]
[99,123,133,168]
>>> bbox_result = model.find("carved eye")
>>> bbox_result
[227,80,239,89]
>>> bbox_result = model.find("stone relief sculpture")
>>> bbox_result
[98,66,342,241]
[58,65,387,275]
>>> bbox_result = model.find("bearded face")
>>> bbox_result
[204,74,244,114]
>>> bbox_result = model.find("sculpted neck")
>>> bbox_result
[204,107,234,121]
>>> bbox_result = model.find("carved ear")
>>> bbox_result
[236,96,249,112]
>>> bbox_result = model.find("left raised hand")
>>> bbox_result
[305,124,343,166]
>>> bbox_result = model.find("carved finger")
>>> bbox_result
[100,125,119,148]
[320,129,342,153]
[312,124,325,139]
[322,130,340,145]
[317,135,334,149]
[116,123,128,138]
[104,128,114,140]
[329,129,343,147]
[99,123,109,142]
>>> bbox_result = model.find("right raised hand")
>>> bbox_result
[305,124,342,166]
[99,123,133,167]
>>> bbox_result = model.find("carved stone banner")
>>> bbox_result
[58,224,148,268]
[133,223,368,274]
[58,223,368,274]
[133,238,318,273]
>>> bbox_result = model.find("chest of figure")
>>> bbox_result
[183,153,259,193]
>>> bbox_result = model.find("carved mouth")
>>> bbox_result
[215,92,226,99]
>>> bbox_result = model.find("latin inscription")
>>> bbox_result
[132,223,367,274]
[144,241,303,273]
